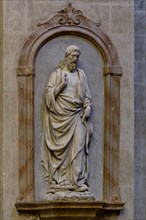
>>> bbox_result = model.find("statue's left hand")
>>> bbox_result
[81,106,91,124]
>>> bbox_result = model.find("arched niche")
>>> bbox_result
[34,35,104,201]
[16,3,124,220]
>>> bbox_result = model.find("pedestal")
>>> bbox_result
[15,201,125,220]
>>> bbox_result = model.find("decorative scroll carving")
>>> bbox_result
[38,3,101,27]
[58,3,83,25]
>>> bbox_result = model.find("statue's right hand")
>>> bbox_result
[62,74,68,86]
[64,74,68,85]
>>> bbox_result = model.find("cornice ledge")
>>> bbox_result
[15,200,125,220]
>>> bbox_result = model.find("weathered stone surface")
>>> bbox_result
[119,185,134,220]
[134,61,146,83]
[135,165,146,198]
[3,34,26,91]
[109,34,134,69]
[42,191,96,201]
[4,0,26,32]
[111,5,133,34]
[3,91,18,148]
[134,198,146,220]
[28,1,67,31]
[135,35,145,61]
[3,147,18,208]
[135,112,146,139]
[135,0,146,11]
[135,84,146,111]
[135,139,146,166]
[119,150,134,185]
[135,11,145,34]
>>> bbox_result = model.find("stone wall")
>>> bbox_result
[2,0,134,219]
[134,0,146,219]
[0,1,3,219]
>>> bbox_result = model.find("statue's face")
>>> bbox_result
[66,51,80,72]
[68,51,79,64]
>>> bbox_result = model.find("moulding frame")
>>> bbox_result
[16,2,124,219]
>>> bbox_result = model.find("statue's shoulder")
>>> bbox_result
[50,68,61,75]
[49,68,62,78]
[77,68,87,78]
[77,68,84,73]
[56,68,62,75]
[47,69,62,84]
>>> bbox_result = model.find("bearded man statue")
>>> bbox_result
[41,45,93,194]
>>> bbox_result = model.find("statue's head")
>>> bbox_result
[64,45,80,72]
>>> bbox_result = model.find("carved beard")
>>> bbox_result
[65,58,77,72]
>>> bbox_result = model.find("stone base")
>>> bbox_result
[42,191,96,201]
[15,201,125,220]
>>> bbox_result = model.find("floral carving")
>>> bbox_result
[57,3,83,26]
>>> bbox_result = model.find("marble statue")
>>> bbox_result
[41,45,94,199]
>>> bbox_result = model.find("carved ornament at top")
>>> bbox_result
[38,3,101,27]
[58,2,82,25]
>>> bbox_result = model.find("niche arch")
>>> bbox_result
[16,3,124,219]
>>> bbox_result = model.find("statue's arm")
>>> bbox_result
[44,72,58,109]
[45,71,68,107]
[54,74,68,99]
[82,105,91,124]
[81,73,92,123]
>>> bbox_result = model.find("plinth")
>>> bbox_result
[15,201,125,220]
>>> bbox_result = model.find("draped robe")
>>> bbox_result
[41,68,93,190]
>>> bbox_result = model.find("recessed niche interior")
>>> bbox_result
[34,35,104,201]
